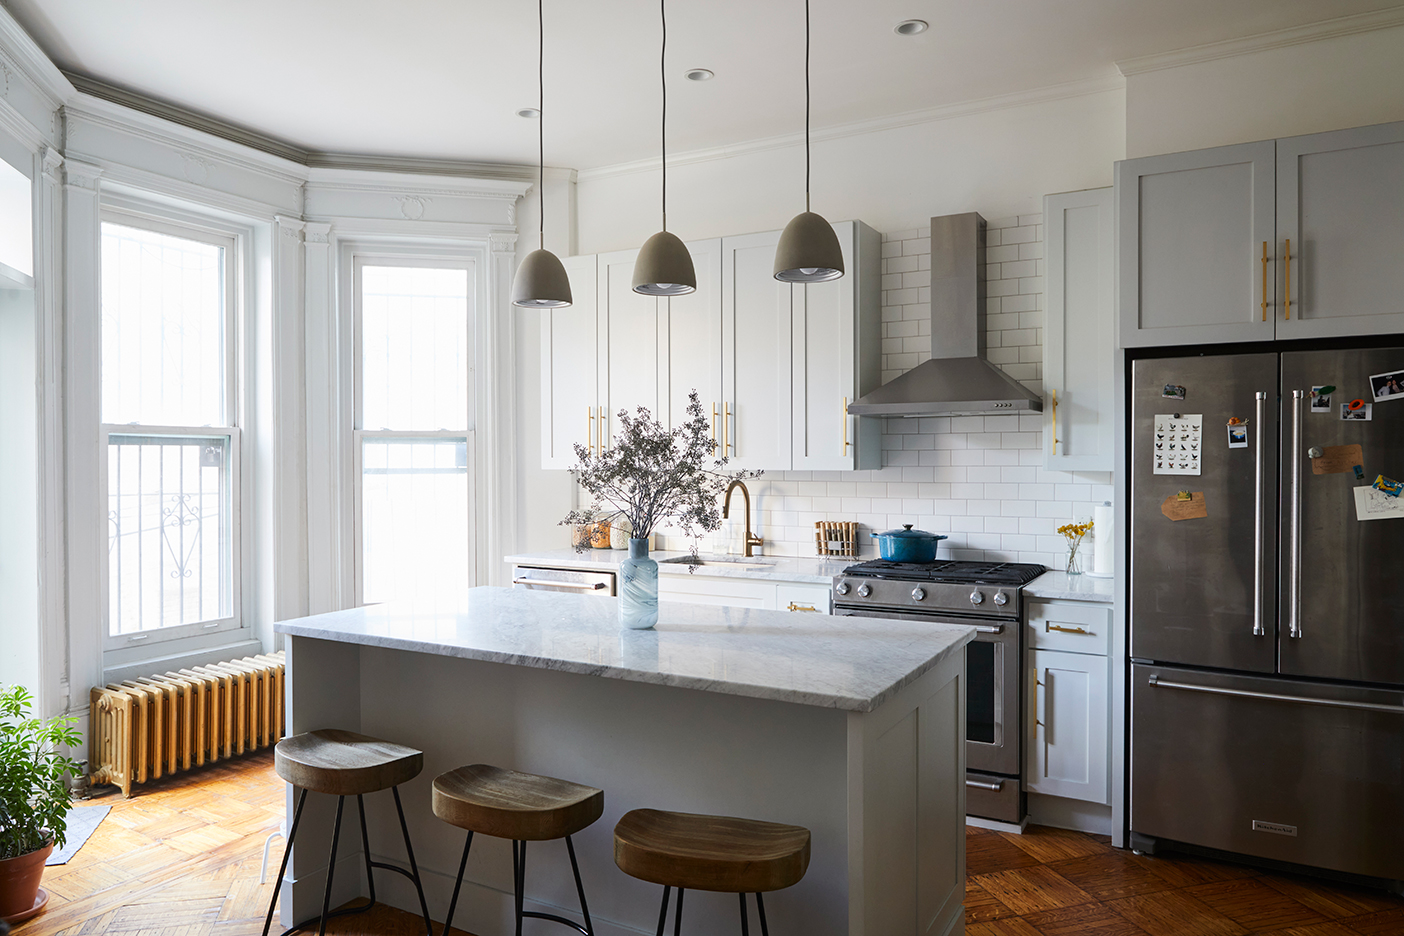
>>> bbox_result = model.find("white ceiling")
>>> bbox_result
[6,0,1403,170]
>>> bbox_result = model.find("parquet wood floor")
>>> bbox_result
[16,751,1403,936]
[966,825,1404,936]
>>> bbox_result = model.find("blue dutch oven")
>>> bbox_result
[870,524,947,563]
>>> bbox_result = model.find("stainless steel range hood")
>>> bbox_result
[847,212,1043,418]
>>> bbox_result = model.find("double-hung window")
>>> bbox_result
[101,217,241,649]
[354,260,473,607]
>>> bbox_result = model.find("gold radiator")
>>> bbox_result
[89,651,285,797]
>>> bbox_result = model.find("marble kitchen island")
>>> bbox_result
[275,587,973,936]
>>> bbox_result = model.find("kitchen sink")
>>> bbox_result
[660,554,777,567]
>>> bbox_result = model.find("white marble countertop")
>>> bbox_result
[275,586,973,713]
[505,548,850,585]
[1024,571,1116,603]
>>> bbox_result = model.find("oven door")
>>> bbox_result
[833,608,1020,775]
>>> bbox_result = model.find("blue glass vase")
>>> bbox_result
[619,538,659,630]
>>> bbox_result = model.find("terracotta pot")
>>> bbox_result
[0,839,53,920]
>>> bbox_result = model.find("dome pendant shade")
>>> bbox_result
[774,211,844,282]
[632,230,697,296]
[512,248,573,308]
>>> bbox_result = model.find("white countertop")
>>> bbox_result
[506,548,849,585]
[275,586,974,713]
[1024,571,1116,603]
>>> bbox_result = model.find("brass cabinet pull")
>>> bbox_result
[842,397,850,454]
[1047,624,1090,635]
[598,406,607,451]
[787,602,818,612]
[1260,241,1269,322]
[724,402,733,456]
[587,407,595,454]
[1284,238,1291,320]
[1051,388,1060,454]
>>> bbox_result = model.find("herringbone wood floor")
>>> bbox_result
[15,750,1404,935]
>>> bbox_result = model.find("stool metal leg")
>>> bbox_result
[673,887,685,936]
[738,893,749,936]
[513,840,527,936]
[391,786,434,936]
[316,795,346,936]
[756,893,769,936]
[442,830,474,936]
[565,834,595,936]
[261,788,308,936]
[654,886,672,936]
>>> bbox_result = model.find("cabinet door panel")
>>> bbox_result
[665,238,722,433]
[1044,189,1114,471]
[599,249,662,449]
[541,255,598,468]
[1117,141,1276,347]
[722,231,791,470]
[1277,122,1404,339]
[1027,648,1108,804]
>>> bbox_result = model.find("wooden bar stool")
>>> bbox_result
[432,764,604,936]
[262,729,433,936]
[613,809,811,936]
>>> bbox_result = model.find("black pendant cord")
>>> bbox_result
[538,0,545,250]
[804,0,811,213]
[660,0,667,232]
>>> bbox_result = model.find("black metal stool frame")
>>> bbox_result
[261,785,434,936]
[651,886,770,936]
[440,830,595,936]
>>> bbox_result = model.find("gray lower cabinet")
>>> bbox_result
[1118,120,1404,347]
[1025,599,1111,805]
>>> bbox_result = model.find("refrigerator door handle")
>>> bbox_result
[1290,389,1304,639]
[1147,674,1404,715]
[1253,390,1266,637]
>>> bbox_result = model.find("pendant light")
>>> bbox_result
[774,0,844,283]
[511,0,572,308]
[632,0,696,296]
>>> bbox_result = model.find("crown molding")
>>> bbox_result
[303,165,531,199]
[1116,5,1404,77]
[577,73,1124,183]
[0,6,75,108]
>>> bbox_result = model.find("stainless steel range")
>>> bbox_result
[833,559,1046,825]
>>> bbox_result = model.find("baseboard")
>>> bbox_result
[966,815,1029,835]
[1026,793,1113,836]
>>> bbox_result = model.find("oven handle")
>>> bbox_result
[974,624,1004,634]
[965,777,1004,791]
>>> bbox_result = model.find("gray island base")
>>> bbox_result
[275,587,973,936]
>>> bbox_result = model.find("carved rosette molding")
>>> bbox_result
[304,223,331,245]
[489,232,518,254]
[63,159,103,190]
[180,153,211,185]
[394,195,430,220]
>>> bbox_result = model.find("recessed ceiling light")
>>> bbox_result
[894,19,928,36]
[685,68,715,82]
[517,107,541,119]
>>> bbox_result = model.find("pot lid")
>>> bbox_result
[871,524,948,541]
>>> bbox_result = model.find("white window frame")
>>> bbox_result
[98,205,250,658]
[349,252,478,607]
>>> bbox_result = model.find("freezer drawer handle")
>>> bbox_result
[1148,674,1404,715]
[512,578,607,590]
[965,778,1004,792]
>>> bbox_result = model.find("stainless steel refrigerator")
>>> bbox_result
[1130,348,1404,883]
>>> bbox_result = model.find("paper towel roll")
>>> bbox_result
[1090,501,1114,578]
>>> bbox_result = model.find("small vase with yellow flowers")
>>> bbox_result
[1058,519,1094,575]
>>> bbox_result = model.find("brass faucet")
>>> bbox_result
[722,480,764,558]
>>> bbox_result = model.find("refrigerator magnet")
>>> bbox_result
[1373,475,1403,497]
[1369,370,1404,402]
[1341,401,1373,421]
[1354,486,1404,521]
[1310,443,1364,475]
[1161,492,1208,521]
[1355,465,1367,481]
[1161,384,1187,400]
[1310,385,1335,412]
[1227,424,1248,449]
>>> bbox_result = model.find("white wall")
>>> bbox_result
[1124,23,1404,158]
[0,286,39,693]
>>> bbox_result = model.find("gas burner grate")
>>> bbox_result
[842,559,1046,587]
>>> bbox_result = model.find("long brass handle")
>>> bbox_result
[598,406,607,452]
[1284,238,1291,320]
[1260,241,1269,322]
[1047,624,1090,635]
[724,402,733,456]
[587,407,594,454]
[1051,389,1060,454]
[842,397,850,454]
[787,602,818,613]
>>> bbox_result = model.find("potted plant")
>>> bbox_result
[562,391,757,629]
[1,684,82,922]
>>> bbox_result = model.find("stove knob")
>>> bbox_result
[993,591,1009,607]
[836,581,851,596]
[969,590,985,605]
[857,583,872,598]
[912,587,926,602]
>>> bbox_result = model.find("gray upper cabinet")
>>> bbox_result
[1276,122,1404,340]
[1119,120,1404,348]
[1117,141,1277,348]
